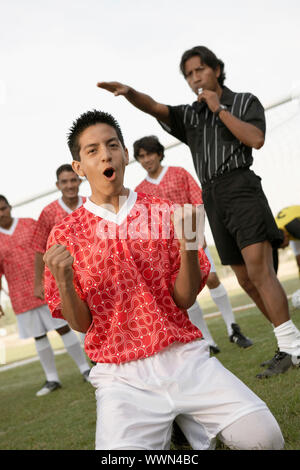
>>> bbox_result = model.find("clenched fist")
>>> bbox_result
[43,245,74,286]
[172,204,205,250]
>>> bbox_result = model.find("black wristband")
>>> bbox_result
[214,104,228,116]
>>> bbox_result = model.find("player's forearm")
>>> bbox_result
[172,249,202,309]
[57,281,92,333]
[219,110,264,149]
[34,252,45,286]
[126,87,170,125]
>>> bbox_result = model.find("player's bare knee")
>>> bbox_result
[247,264,275,288]
[207,272,220,289]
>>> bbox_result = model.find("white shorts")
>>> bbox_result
[204,247,216,273]
[89,340,268,450]
[16,304,68,339]
[290,240,300,256]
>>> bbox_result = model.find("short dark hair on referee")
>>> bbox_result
[180,46,226,87]
[56,164,74,180]
[67,109,125,161]
[0,195,10,206]
[133,135,165,161]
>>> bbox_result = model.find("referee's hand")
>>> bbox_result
[97,81,130,97]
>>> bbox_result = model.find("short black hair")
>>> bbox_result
[67,109,125,161]
[56,164,75,180]
[0,195,9,206]
[180,46,226,87]
[133,135,165,161]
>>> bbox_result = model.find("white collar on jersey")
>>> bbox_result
[145,166,168,185]
[0,218,19,235]
[83,189,137,226]
[58,196,83,214]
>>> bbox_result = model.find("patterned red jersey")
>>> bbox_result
[0,218,46,314]
[33,196,86,253]
[135,166,203,205]
[44,191,210,364]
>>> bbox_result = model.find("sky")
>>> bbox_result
[1,0,300,244]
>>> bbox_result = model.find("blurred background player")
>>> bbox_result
[0,195,90,396]
[133,135,252,353]
[33,164,86,300]
[275,205,300,279]
[33,164,87,346]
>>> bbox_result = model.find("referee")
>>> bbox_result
[97,45,300,378]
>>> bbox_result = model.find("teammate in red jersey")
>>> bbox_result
[43,110,283,450]
[33,164,86,300]
[134,135,252,353]
[0,195,91,396]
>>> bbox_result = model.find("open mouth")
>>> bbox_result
[103,167,116,180]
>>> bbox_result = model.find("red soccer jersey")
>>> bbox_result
[44,191,210,364]
[0,218,46,314]
[135,166,203,205]
[33,196,86,253]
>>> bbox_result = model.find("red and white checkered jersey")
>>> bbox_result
[44,191,210,364]
[33,196,86,253]
[135,166,203,205]
[0,218,46,314]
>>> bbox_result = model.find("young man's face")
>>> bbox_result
[136,149,162,177]
[56,171,81,200]
[72,123,129,198]
[184,55,220,95]
[0,200,12,229]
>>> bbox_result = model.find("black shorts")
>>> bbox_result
[202,168,283,265]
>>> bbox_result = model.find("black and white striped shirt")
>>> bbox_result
[159,86,266,185]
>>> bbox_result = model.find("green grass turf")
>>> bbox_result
[1,277,300,450]
[0,355,96,450]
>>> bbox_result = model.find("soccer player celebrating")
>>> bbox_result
[0,195,90,396]
[133,135,252,353]
[43,110,283,450]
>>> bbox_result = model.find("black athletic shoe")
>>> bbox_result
[82,369,91,383]
[229,323,253,349]
[260,349,280,368]
[209,345,221,355]
[256,351,299,379]
[171,421,191,450]
[36,381,61,397]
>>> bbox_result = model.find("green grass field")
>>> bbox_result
[1,275,300,450]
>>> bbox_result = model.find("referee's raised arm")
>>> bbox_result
[97,81,170,126]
